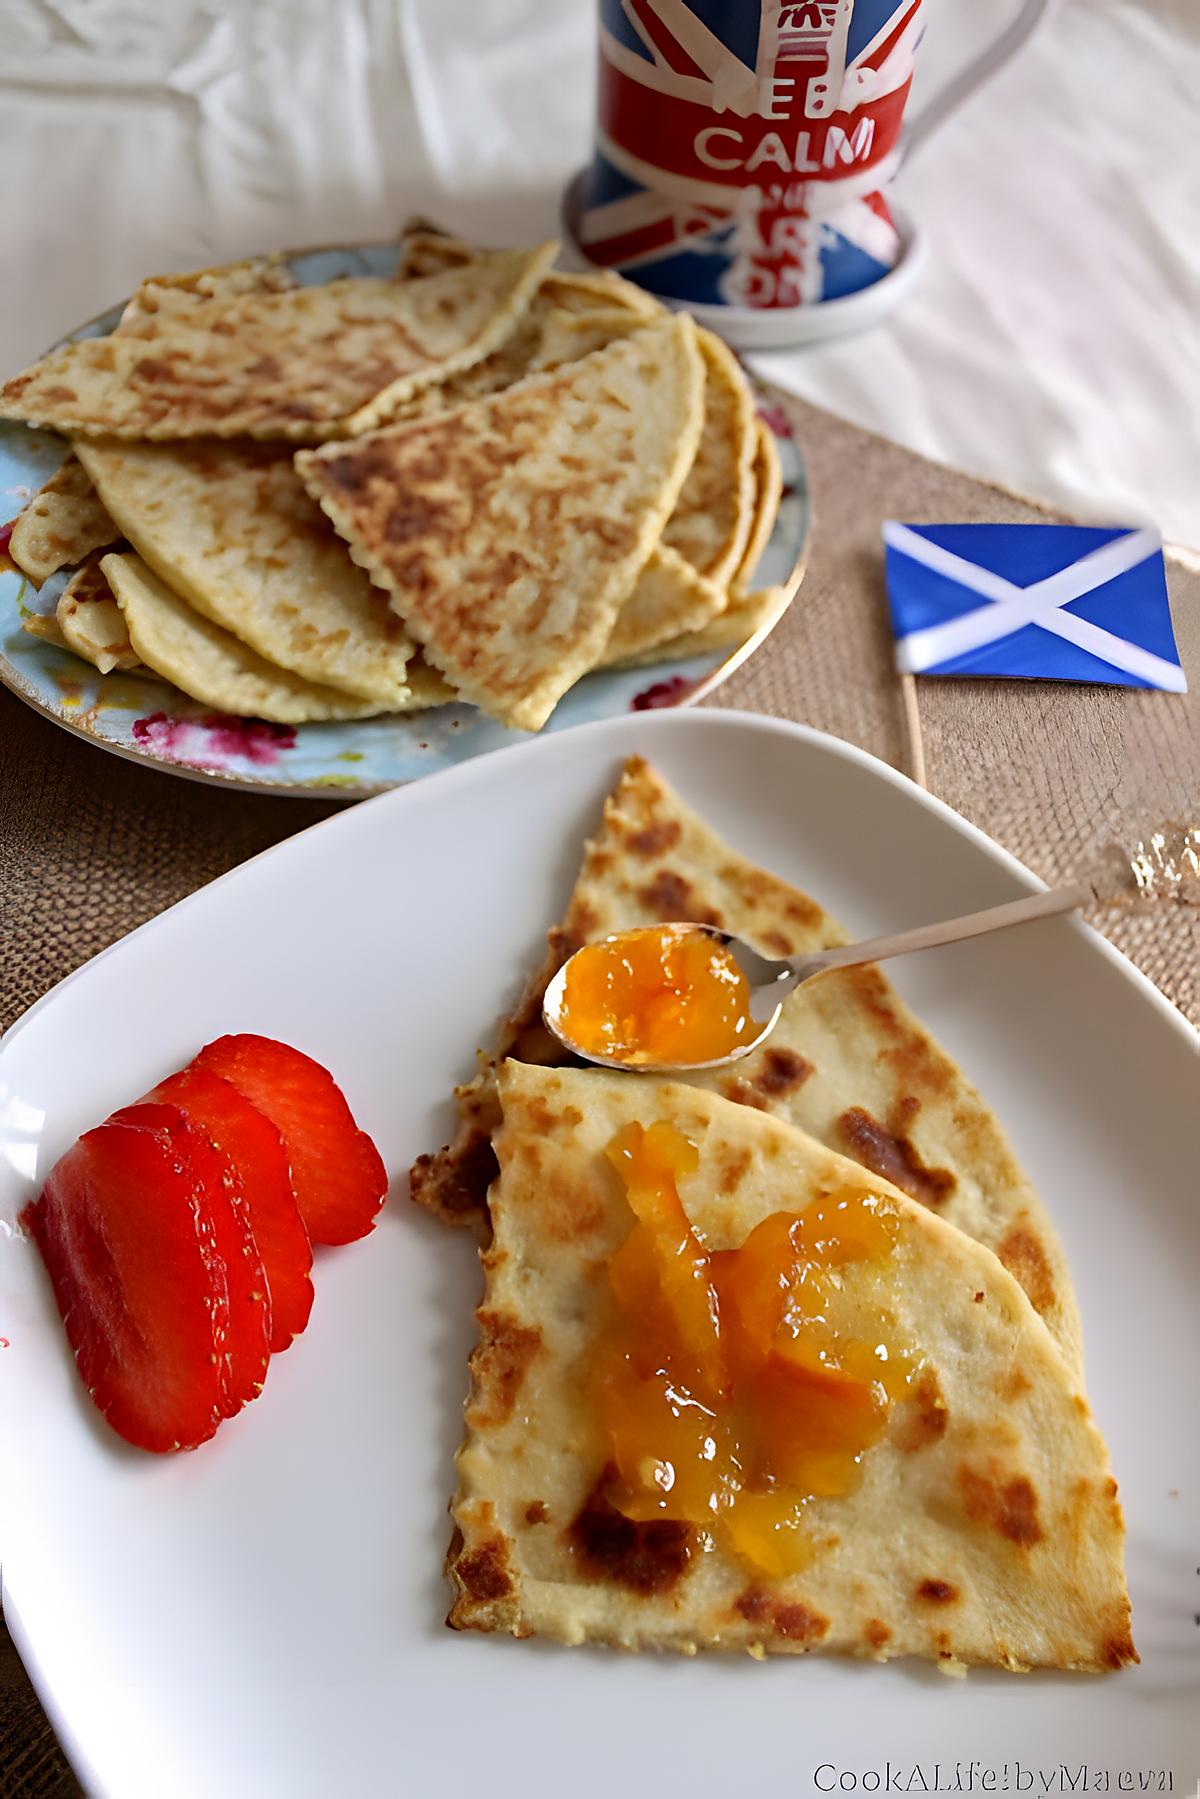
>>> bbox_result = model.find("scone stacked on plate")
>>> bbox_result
[2,234,785,730]
[413,756,1136,1674]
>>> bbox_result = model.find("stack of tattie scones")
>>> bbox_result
[2,232,784,731]
[415,758,1136,1674]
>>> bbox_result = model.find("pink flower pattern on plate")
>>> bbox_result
[755,401,794,441]
[132,711,297,769]
[630,675,697,711]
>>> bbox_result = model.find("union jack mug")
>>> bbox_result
[564,0,1051,347]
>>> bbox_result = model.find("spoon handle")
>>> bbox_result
[795,881,1094,985]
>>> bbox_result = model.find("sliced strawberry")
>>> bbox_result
[23,1110,228,1451]
[192,1035,387,1246]
[108,1102,271,1414]
[147,1067,314,1351]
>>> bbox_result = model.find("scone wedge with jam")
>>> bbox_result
[447,1063,1133,1672]
[412,755,1084,1381]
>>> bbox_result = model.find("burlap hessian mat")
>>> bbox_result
[1,398,1196,1796]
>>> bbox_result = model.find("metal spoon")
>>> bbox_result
[543,880,1093,1074]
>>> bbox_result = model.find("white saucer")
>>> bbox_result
[561,171,926,351]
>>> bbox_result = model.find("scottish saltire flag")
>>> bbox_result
[882,523,1186,693]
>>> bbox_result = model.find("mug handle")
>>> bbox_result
[902,0,1054,163]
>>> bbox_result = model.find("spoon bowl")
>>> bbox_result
[541,923,787,1074]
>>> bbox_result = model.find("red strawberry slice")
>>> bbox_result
[193,1035,387,1246]
[23,1108,229,1451]
[147,1067,314,1351]
[108,1102,271,1415]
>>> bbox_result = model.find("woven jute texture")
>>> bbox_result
[1,398,1196,1796]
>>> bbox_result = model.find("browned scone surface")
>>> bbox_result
[447,1063,1133,1670]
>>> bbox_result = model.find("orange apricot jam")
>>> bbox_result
[557,925,753,1066]
[591,1121,919,1577]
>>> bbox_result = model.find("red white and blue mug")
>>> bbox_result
[564,0,1051,347]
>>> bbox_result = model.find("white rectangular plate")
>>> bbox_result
[1,710,1197,1797]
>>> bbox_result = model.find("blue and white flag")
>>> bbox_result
[882,522,1186,692]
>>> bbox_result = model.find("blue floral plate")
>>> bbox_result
[0,244,810,797]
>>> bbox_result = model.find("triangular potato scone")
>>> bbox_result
[600,544,725,668]
[449,1064,1133,1672]
[10,258,300,586]
[20,555,143,674]
[387,232,754,603]
[395,230,660,320]
[603,583,787,671]
[56,555,142,675]
[101,555,390,722]
[75,438,415,706]
[115,254,297,332]
[8,454,120,585]
[410,756,1083,1376]
[297,317,705,731]
[0,245,556,441]
[660,327,757,584]
[385,257,658,426]
[733,416,784,594]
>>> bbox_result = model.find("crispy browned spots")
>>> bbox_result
[524,1500,550,1525]
[467,1309,542,1426]
[997,1225,1056,1315]
[773,1603,829,1643]
[718,1147,752,1194]
[894,1367,949,1452]
[958,1465,1044,1547]
[524,1094,583,1136]
[973,1291,985,1303]
[837,966,953,1099]
[715,864,822,934]
[514,1140,542,1176]
[998,1367,1032,1401]
[627,819,682,857]
[916,1579,959,1604]
[863,1618,891,1649]
[761,929,793,957]
[720,1076,769,1112]
[568,1466,693,1596]
[785,895,823,928]
[756,1047,813,1098]
[838,1106,956,1209]
[455,1535,514,1602]
[537,1166,606,1243]
[636,869,721,925]
[732,1588,828,1641]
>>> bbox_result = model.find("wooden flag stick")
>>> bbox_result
[899,670,928,790]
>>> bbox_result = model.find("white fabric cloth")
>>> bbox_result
[2,0,1196,544]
